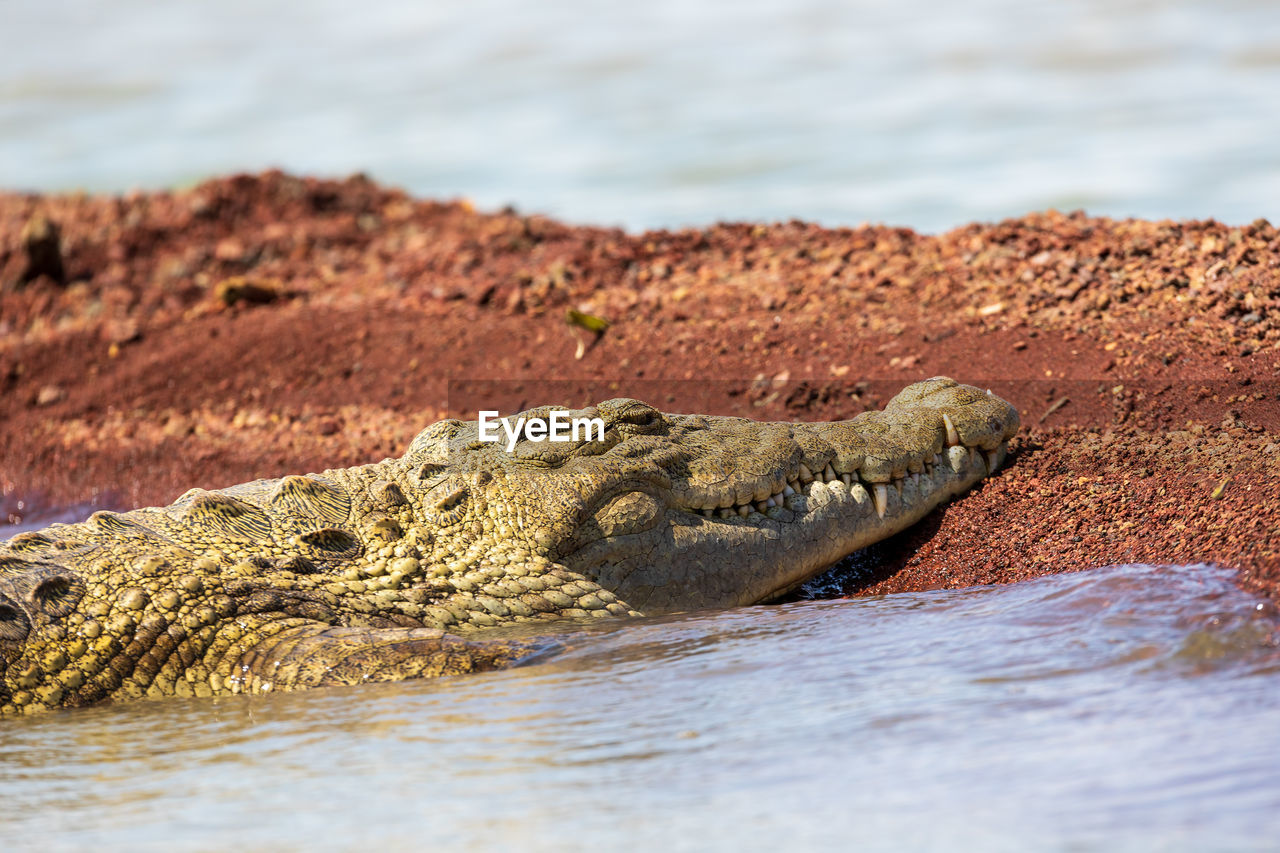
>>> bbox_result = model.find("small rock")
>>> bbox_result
[214,276,282,307]
[104,319,141,346]
[35,385,65,406]
[17,213,66,287]
[214,238,247,261]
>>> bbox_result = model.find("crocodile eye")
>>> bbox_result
[406,420,462,464]
[590,491,663,537]
[623,406,660,426]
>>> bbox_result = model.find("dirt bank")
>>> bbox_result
[2,171,1277,600]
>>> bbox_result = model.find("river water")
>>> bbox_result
[1,563,1278,851]
[2,0,1279,231]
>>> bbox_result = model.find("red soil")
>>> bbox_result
[2,171,1277,600]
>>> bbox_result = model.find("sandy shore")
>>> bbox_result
[2,171,1276,599]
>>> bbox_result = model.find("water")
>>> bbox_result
[3,0,1280,231]
[1,501,115,535]
[1,564,1277,850]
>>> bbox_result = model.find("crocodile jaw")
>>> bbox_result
[568,439,1007,613]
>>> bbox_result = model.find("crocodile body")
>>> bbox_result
[0,377,1018,715]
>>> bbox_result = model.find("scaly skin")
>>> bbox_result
[0,377,1018,715]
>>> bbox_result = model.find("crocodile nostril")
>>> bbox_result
[599,399,663,430]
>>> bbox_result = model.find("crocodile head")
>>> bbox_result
[401,376,1019,611]
[0,377,1018,713]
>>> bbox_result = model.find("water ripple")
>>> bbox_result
[2,564,1277,850]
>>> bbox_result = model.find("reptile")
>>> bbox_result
[0,377,1018,715]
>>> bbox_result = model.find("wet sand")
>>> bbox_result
[2,171,1277,599]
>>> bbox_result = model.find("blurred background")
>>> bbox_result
[2,0,1279,232]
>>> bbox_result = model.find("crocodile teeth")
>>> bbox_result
[873,484,888,519]
[942,413,960,447]
[685,442,1001,523]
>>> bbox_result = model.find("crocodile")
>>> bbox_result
[0,377,1018,715]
